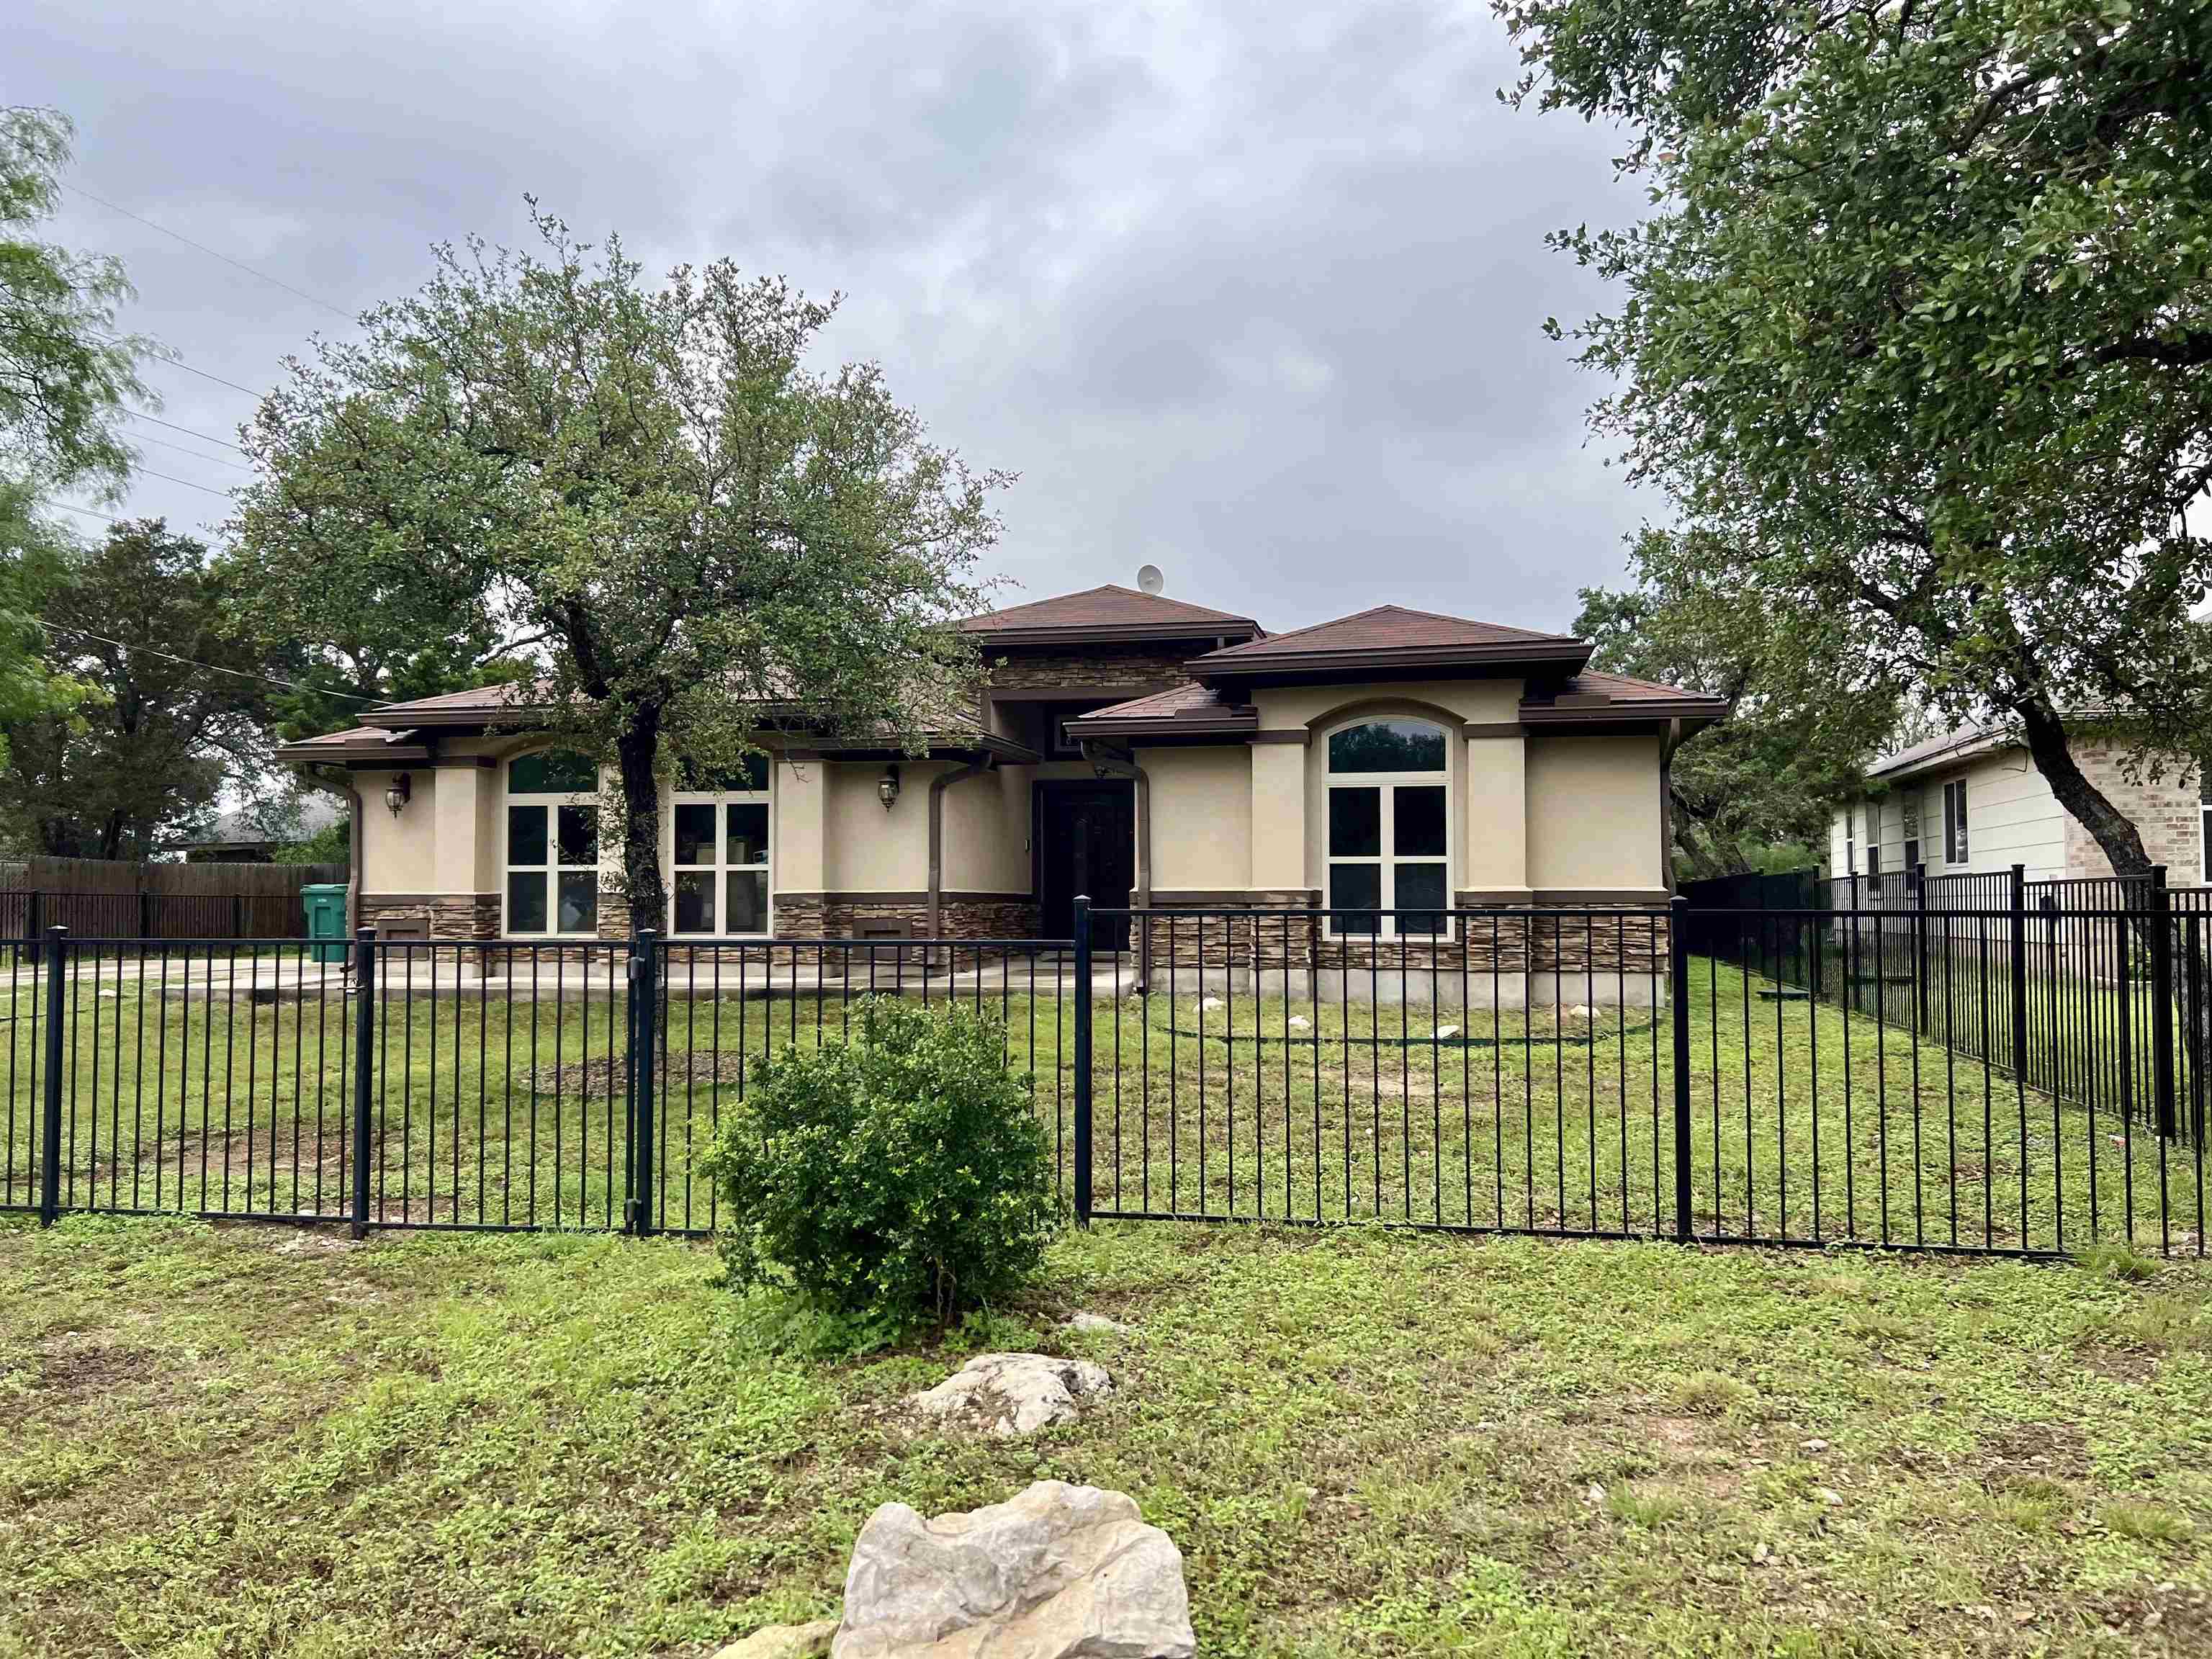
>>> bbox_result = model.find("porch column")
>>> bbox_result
[1461,729,1529,896]
[776,756,829,892]
[1249,738,1306,892]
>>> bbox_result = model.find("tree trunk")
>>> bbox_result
[2013,699,2154,880]
[613,713,665,937]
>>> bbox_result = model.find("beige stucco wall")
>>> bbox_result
[359,769,439,891]
[1138,745,1252,890]
[1524,733,1667,892]
[938,763,1032,894]
[1251,677,1522,729]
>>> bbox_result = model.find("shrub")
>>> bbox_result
[700,997,1055,1340]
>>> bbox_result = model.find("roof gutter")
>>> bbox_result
[927,752,996,942]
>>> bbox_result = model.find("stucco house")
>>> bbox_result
[1827,724,2207,885]
[277,583,1726,962]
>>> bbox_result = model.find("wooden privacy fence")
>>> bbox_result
[0,858,344,941]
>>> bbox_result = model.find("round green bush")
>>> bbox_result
[700,996,1056,1336]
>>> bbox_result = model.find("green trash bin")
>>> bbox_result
[302,884,349,964]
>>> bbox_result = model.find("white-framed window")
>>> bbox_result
[1323,717,1449,937]
[1844,807,1856,876]
[670,755,772,936]
[1943,778,1968,865]
[2200,773,2211,884]
[504,749,600,935]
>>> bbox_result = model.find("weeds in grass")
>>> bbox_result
[2078,1239,2162,1281]
[1606,1483,1689,1528]
[1663,1370,1756,1416]
[2080,1293,2208,1351]
[2100,1498,2195,1544]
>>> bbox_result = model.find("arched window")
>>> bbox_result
[505,750,599,935]
[1325,718,1447,937]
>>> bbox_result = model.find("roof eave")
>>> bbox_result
[967,621,1263,648]
[1195,640,1593,683]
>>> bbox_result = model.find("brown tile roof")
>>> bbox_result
[960,583,1262,640]
[1193,604,1576,662]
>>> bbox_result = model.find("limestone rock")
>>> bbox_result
[715,1619,839,1659]
[909,1353,1111,1439]
[835,1480,1195,1659]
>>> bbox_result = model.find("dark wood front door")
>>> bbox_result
[1035,781,1134,946]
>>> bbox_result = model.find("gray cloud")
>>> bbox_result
[20,0,1650,634]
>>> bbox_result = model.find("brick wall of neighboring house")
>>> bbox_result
[359,892,500,940]
[982,642,1208,692]
[2060,744,2205,882]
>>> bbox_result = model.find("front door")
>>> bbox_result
[1035,781,1134,947]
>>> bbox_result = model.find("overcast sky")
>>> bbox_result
[19,0,1650,634]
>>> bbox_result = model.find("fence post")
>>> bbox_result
[1669,894,1693,1241]
[629,928,659,1236]
[38,926,66,1226]
[137,889,151,943]
[351,927,375,1238]
[25,889,41,961]
[1912,863,1930,1035]
[2009,863,2028,1082]
[1072,894,1093,1228]
[2152,866,2177,1141]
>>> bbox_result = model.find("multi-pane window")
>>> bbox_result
[1943,778,1969,865]
[505,750,599,935]
[671,755,771,936]
[2200,773,2211,884]
[1844,808,1856,876]
[1325,719,1448,936]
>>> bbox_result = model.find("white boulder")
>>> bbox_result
[715,1619,838,1659]
[908,1353,1112,1439]
[1062,1311,1131,1335]
[835,1481,1195,1659]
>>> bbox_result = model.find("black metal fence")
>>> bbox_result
[6,901,2205,1258]
[1686,865,2210,1147]
[0,930,1075,1237]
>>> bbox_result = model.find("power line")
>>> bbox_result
[131,432,254,474]
[132,346,265,400]
[64,182,354,320]
[35,500,124,526]
[135,466,235,500]
[34,619,385,703]
[124,410,248,455]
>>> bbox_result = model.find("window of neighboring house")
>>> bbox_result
[1903,837,1921,880]
[1943,778,1969,865]
[2201,772,2212,884]
[505,750,600,935]
[1867,840,1882,878]
[671,754,772,936]
[1844,808,1856,876]
[1324,718,1449,937]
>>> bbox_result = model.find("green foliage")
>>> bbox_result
[1498,0,2212,878]
[0,107,147,496]
[2077,1237,2162,1282]
[1575,556,1897,877]
[231,207,1002,923]
[271,813,350,866]
[0,519,260,858]
[700,997,1054,1343]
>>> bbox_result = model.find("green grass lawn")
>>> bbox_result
[3,958,2206,1257]
[2,1218,2209,1657]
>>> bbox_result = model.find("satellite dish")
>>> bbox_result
[1136,564,1164,595]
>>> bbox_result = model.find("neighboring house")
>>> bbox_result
[178,795,344,864]
[1827,725,2206,885]
[275,583,1726,957]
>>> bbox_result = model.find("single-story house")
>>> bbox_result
[1828,724,2206,885]
[276,583,1726,971]
[179,794,344,864]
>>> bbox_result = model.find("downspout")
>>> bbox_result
[346,780,366,959]
[1080,739,1151,989]
[1659,717,1683,893]
[927,752,994,940]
